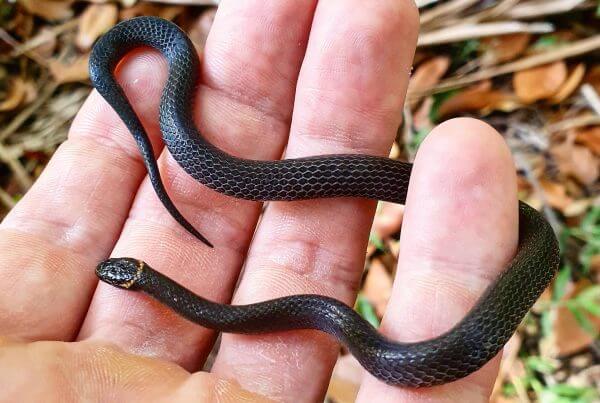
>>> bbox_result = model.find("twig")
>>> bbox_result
[416,0,441,7]
[0,28,48,67]
[11,18,79,57]
[580,84,600,116]
[409,35,600,100]
[0,187,16,210]
[547,114,600,134]
[0,144,32,191]
[507,0,588,19]
[418,22,554,46]
[462,0,522,23]
[515,153,562,233]
[420,0,479,26]
[0,81,59,142]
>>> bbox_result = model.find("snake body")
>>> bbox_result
[90,16,560,387]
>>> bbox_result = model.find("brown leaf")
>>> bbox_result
[188,8,217,51]
[550,63,586,104]
[18,0,74,21]
[48,54,90,84]
[408,57,450,107]
[585,65,600,94]
[363,259,392,318]
[437,80,519,118]
[76,4,119,51]
[513,61,567,103]
[542,281,600,357]
[327,355,363,403]
[575,126,600,155]
[120,3,183,21]
[372,202,404,239]
[551,135,600,185]
[481,33,531,66]
[539,179,573,212]
[0,78,27,112]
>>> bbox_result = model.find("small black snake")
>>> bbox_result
[90,16,560,387]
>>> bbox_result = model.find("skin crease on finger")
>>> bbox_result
[0,338,272,402]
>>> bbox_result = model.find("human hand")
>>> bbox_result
[0,1,518,401]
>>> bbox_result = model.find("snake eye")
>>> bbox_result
[96,258,143,289]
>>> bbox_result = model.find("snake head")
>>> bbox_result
[96,258,144,289]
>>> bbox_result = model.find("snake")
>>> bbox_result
[89,16,560,387]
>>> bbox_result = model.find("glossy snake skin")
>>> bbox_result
[90,17,560,387]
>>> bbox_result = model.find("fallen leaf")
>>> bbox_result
[48,54,90,84]
[76,3,119,51]
[327,355,363,403]
[363,258,392,318]
[412,96,434,132]
[437,80,518,118]
[407,57,450,107]
[188,7,217,51]
[18,0,74,21]
[551,134,600,185]
[120,3,183,20]
[0,78,27,112]
[481,33,531,66]
[585,65,600,94]
[541,281,600,357]
[372,202,405,239]
[539,179,574,212]
[550,63,586,104]
[514,61,567,103]
[575,126,600,155]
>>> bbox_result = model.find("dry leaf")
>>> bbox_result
[188,8,217,51]
[120,3,183,20]
[412,96,434,132]
[18,0,74,21]
[408,57,450,107]
[575,126,600,155]
[327,355,363,403]
[372,202,404,239]
[76,4,119,51]
[551,134,600,185]
[437,80,518,118]
[363,259,392,318]
[48,54,90,84]
[481,33,531,66]
[0,78,27,112]
[539,179,574,212]
[550,63,586,104]
[542,281,600,357]
[514,61,568,103]
[585,65,600,94]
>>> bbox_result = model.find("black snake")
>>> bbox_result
[90,16,560,387]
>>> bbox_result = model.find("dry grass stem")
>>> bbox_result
[410,34,600,100]
[418,21,554,46]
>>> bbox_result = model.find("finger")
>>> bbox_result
[212,0,419,400]
[357,118,518,402]
[79,0,317,370]
[0,52,168,341]
[0,339,271,402]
